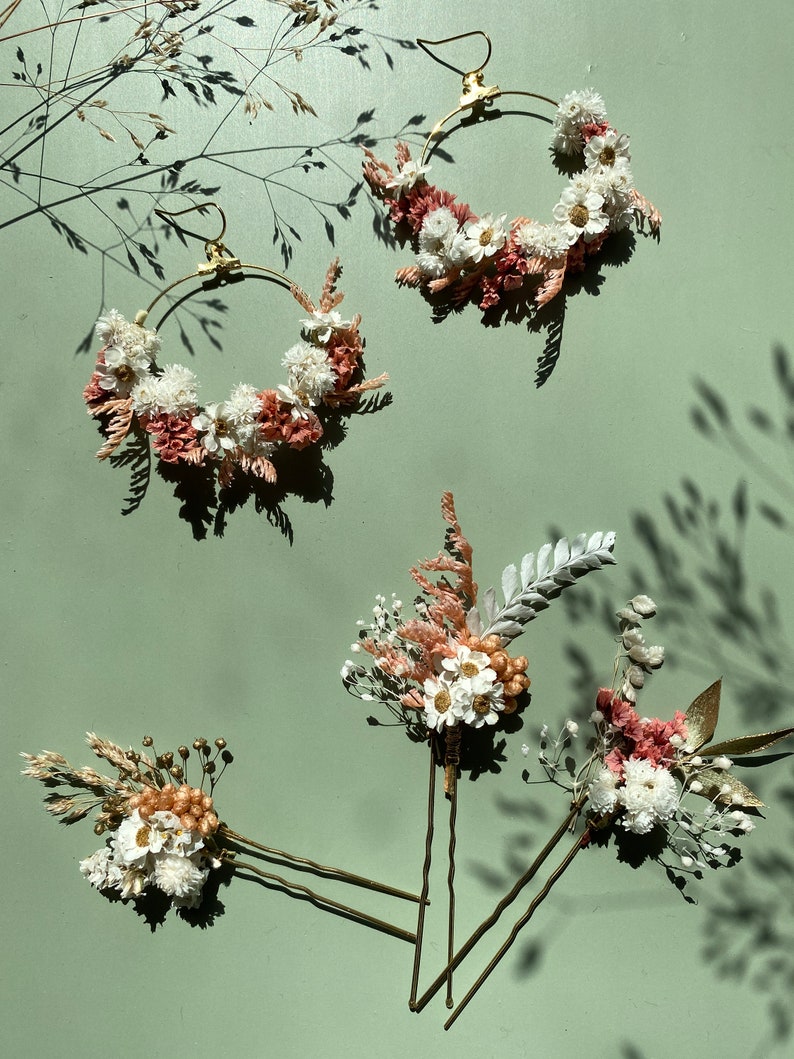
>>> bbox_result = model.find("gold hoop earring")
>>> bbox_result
[83,203,387,490]
[363,31,660,315]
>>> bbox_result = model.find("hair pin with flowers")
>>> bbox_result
[363,31,660,320]
[83,203,387,493]
[408,595,794,1028]
[22,733,423,940]
[341,492,617,1010]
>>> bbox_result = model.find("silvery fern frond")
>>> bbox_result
[467,531,616,643]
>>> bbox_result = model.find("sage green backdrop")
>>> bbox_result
[4,2,793,1056]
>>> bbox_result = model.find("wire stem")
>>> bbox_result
[445,770,458,1009]
[444,827,590,1030]
[408,736,437,1009]
[412,800,584,1013]
[226,856,417,945]
[218,824,423,905]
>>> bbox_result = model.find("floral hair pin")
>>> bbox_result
[410,596,794,1028]
[83,204,387,491]
[22,733,422,940]
[341,492,617,1009]
[363,31,660,317]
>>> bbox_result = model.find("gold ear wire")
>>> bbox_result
[416,31,558,166]
[138,203,299,325]
[155,202,229,247]
[416,30,493,78]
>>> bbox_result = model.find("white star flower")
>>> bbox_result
[192,402,239,453]
[552,185,609,244]
[301,309,351,345]
[463,213,508,263]
[585,129,631,170]
[386,158,431,194]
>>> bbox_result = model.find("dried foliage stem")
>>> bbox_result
[224,855,418,945]
[217,824,423,905]
[411,800,586,1014]
[444,825,591,1030]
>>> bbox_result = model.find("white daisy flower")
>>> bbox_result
[441,645,496,684]
[552,185,609,244]
[452,679,505,729]
[276,384,313,421]
[463,213,508,263]
[237,424,276,459]
[192,402,239,454]
[118,865,149,900]
[113,809,173,866]
[97,344,153,397]
[422,675,459,732]
[585,129,631,170]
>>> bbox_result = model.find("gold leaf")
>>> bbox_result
[701,725,794,758]
[688,766,764,808]
[684,678,721,750]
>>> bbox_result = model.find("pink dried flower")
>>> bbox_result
[258,390,323,450]
[83,371,108,406]
[581,121,610,143]
[326,326,363,391]
[141,413,199,463]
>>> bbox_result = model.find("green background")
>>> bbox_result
[4,2,794,1056]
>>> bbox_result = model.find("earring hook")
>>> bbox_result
[153,202,241,278]
[416,31,492,79]
[155,201,229,252]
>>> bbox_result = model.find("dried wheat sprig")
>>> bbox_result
[95,399,134,460]
[323,373,389,405]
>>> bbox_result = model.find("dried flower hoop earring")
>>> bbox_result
[84,204,387,489]
[363,31,661,314]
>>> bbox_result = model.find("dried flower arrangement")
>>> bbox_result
[22,732,421,939]
[363,89,660,315]
[83,259,387,488]
[341,492,617,1008]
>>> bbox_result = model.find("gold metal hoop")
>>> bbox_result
[416,32,558,166]
[140,203,299,324]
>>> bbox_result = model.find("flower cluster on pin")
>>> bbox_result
[533,597,794,876]
[342,493,615,739]
[22,733,232,914]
